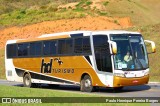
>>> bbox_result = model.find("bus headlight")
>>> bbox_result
[114,73,125,77]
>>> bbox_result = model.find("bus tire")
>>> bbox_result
[80,75,94,92]
[23,74,32,88]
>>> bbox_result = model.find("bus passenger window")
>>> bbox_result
[65,39,73,54]
[18,43,29,57]
[74,38,83,54]
[43,41,50,55]
[30,42,42,56]
[58,40,65,54]
[35,42,42,56]
[7,44,17,58]
[83,38,91,54]
[50,41,57,55]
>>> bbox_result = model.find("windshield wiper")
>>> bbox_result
[134,52,144,69]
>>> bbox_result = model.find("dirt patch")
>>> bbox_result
[0,16,132,49]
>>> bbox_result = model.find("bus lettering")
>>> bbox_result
[41,59,53,73]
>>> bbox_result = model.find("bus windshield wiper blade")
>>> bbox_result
[136,58,144,69]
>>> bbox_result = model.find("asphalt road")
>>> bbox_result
[0,79,160,97]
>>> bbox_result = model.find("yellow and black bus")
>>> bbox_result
[5,31,156,92]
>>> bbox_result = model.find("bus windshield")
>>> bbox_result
[111,34,148,71]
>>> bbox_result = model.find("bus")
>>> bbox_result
[5,30,156,92]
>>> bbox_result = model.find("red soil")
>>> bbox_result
[0,16,132,49]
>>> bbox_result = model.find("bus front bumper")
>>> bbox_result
[113,75,149,87]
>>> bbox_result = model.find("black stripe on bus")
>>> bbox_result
[85,56,92,66]
[15,68,74,84]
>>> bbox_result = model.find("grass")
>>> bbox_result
[0,0,83,28]
[103,0,160,26]
[0,85,150,106]
[0,85,96,97]
[0,9,85,28]
[0,0,80,14]
[103,1,109,6]
[0,49,5,79]
[1,0,160,28]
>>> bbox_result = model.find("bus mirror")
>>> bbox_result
[109,41,117,54]
[144,40,156,53]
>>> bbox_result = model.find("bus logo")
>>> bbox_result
[54,58,63,65]
[41,59,53,73]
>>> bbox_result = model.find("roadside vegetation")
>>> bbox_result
[0,49,5,79]
[0,85,149,106]
[1,0,160,28]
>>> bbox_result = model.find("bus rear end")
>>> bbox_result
[5,40,23,82]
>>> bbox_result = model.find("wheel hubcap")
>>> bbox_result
[84,79,91,88]
[25,77,30,86]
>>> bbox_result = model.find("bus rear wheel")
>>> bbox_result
[23,74,37,88]
[80,75,94,92]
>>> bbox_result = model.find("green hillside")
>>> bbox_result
[1,0,160,28]
[103,0,160,25]
[0,0,81,28]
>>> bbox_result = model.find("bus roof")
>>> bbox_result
[38,31,92,38]
[91,30,141,35]
[6,30,141,44]
[38,30,141,38]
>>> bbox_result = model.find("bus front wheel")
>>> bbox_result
[80,75,94,92]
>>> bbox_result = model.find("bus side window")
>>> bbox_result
[58,40,65,54]
[50,41,57,55]
[83,37,91,54]
[7,44,17,58]
[58,39,73,55]
[74,37,91,55]
[65,39,73,54]
[43,41,50,56]
[18,43,29,57]
[74,38,83,54]
[30,42,42,56]
[93,35,112,72]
